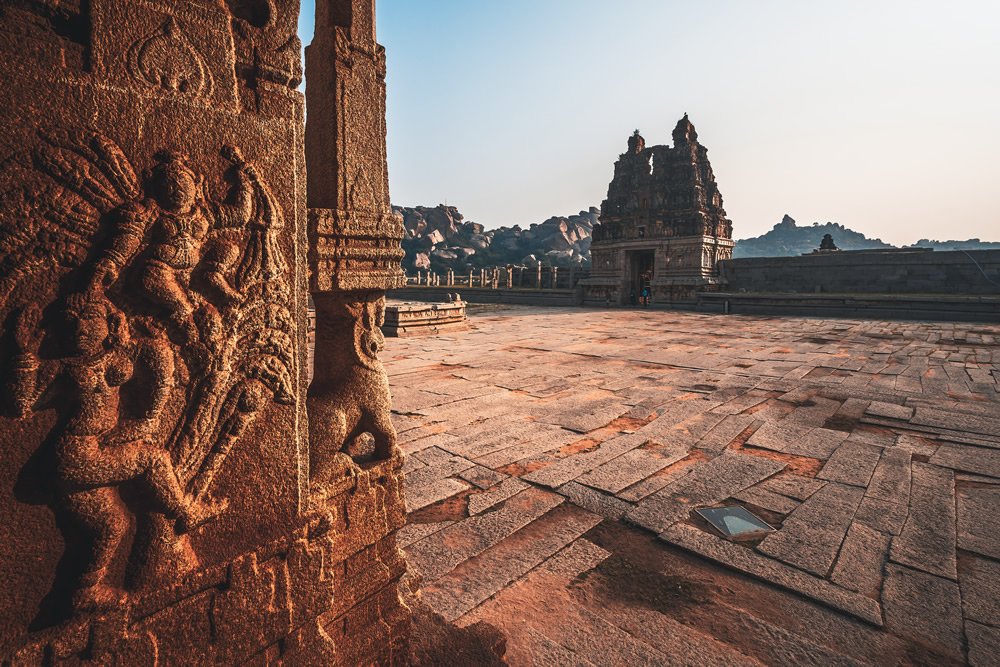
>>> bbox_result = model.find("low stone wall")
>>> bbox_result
[388,286,581,307]
[697,292,1000,323]
[383,301,469,336]
[719,249,1000,295]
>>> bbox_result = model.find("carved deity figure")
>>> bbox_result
[0,128,295,616]
[308,293,399,497]
[90,148,256,342]
[10,293,223,609]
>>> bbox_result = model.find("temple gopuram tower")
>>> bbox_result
[581,115,735,305]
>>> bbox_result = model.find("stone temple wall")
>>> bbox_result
[719,249,1000,296]
[0,0,410,663]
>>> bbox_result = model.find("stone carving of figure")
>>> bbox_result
[89,148,257,343]
[10,293,223,610]
[308,293,399,498]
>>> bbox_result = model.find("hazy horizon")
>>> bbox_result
[299,1,999,246]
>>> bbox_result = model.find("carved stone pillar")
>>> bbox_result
[305,1,410,664]
[0,0,361,662]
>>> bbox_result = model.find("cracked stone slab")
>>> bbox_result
[881,564,964,659]
[733,485,800,515]
[537,538,611,577]
[555,481,633,520]
[757,482,865,577]
[957,486,1000,560]
[575,446,689,494]
[911,407,1000,438]
[865,401,915,421]
[398,521,453,549]
[817,441,883,487]
[960,554,1000,627]
[406,486,564,583]
[696,414,757,451]
[967,621,1000,667]
[522,432,649,489]
[467,477,530,515]
[759,474,827,501]
[830,522,891,595]
[661,523,883,627]
[419,503,601,622]
[888,463,957,580]
[865,447,912,503]
[626,451,786,533]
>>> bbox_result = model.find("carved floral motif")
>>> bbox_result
[126,18,213,97]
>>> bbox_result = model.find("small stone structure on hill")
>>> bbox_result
[581,115,735,305]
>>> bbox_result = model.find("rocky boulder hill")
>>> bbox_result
[395,204,598,273]
[733,215,894,258]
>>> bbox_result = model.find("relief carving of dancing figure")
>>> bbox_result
[0,128,295,619]
[10,294,223,612]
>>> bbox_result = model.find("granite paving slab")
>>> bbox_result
[467,477,531,515]
[959,554,1000,628]
[817,441,883,487]
[757,482,865,577]
[931,444,1000,479]
[397,521,453,549]
[966,621,1000,667]
[407,478,472,512]
[733,485,800,515]
[760,473,827,501]
[854,496,909,535]
[830,522,891,595]
[888,463,957,580]
[881,564,964,659]
[626,451,787,533]
[457,464,508,489]
[419,503,601,621]
[695,414,758,451]
[522,432,649,489]
[956,486,1000,560]
[865,447,912,503]
[865,401,915,421]
[406,487,564,583]
[660,523,883,626]
[575,446,689,494]
[555,481,633,520]
[911,407,1000,437]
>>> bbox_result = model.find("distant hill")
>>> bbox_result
[395,204,598,273]
[733,215,894,258]
[904,238,1000,251]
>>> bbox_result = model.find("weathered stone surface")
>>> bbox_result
[420,503,600,622]
[407,478,472,512]
[537,539,611,577]
[957,486,1000,559]
[398,521,454,549]
[556,482,633,520]
[830,522,891,595]
[575,447,688,494]
[661,524,883,626]
[911,407,1000,437]
[760,474,827,501]
[854,496,909,535]
[627,451,786,533]
[866,447,912,502]
[888,464,957,580]
[865,401,914,421]
[881,565,964,658]
[522,432,648,489]
[696,415,757,450]
[931,443,1000,479]
[733,486,801,514]
[407,487,564,583]
[967,621,1000,667]
[758,483,865,577]
[732,609,867,667]
[818,441,883,487]
[468,478,530,515]
[960,555,1000,627]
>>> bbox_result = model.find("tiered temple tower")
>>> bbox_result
[581,115,735,305]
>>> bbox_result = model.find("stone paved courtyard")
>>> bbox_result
[387,305,1000,665]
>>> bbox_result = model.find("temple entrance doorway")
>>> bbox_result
[629,249,655,306]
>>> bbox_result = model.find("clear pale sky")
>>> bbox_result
[298,1,999,244]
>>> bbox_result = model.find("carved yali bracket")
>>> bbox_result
[307,291,399,500]
[0,128,294,615]
[126,18,213,97]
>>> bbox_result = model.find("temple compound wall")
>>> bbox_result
[581,115,735,305]
[0,0,410,664]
